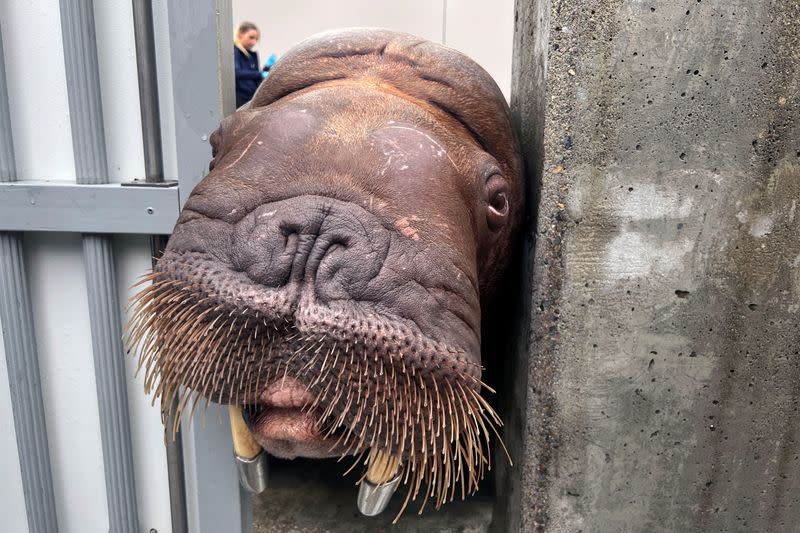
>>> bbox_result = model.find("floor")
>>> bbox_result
[252,457,493,533]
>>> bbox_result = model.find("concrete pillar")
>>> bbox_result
[498,1,800,531]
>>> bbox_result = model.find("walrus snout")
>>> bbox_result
[164,193,482,359]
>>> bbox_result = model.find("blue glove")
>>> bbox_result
[264,54,277,70]
[261,70,268,79]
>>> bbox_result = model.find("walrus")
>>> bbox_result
[126,28,522,517]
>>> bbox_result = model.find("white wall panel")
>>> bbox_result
[444,0,514,99]
[1,0,75,181]
[25,233,109,533]
[0,325,29,533]
[232,0,445,58]
[231,0,514,100]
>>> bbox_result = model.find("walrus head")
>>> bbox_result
[126,28,522,514]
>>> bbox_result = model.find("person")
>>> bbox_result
[234,22,276,108]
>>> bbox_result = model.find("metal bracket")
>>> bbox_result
[0,180,180,234]
[121,179,179,188]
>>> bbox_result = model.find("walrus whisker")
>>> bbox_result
[125,273,506,521]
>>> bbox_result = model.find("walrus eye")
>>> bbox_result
[485,174,510,230]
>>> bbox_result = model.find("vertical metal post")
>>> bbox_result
[215,0,236,118]
[0,24,15,183]
[59,2,139,532]
[0,25,60,533]
[163,1,249,532]
[132,1,189,530]
[168,0,234,206]
[150,236,189,533]
[132,0,165,184]
[441,0,448,44]
[60,1,108,183]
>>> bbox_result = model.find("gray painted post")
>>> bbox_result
[59,1,139,531]
[0,24,16,181]
[167,0,235,207]
[509,1,800,531]
[163,1,249,532]
[0,23,60,533]
[132,0,189,530]
[59,0,108,184]
[132,0,165,184]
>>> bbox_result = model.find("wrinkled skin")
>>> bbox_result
[130,29,522,505]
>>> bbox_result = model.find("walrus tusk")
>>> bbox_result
[228,405,268,493]
[357,448,401,516]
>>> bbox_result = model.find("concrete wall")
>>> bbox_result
[501,0,800,531]
[231,0,515,99]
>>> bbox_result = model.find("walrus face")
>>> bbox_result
[127,29,521,513]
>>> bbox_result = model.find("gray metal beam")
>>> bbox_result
[168,0,234,207]
[163,371,189,533]
[0,25,16,182]
[132,0,165,184]
[164,1,249,532]
[183,408,249,533]
[0,23,60,533]
[215,0,235,118]
[60,1,108,184]
[133,0,190,530]
[0,181,179,234]
[0,236,60,533]
[81,234,139,528]
[59,1,139,532]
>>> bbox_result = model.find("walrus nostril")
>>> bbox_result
[325,242,346,256]
[282,231,299,256]
[230,202,326,288]
[317,239,348,266]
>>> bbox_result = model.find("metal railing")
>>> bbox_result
[0,1,242,532]
[0,22,60,533]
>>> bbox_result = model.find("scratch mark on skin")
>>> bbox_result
[395,217,421,240]
[223,133,261,170]
[385,125,458,170]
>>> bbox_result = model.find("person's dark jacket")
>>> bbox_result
[234,45,265,108]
